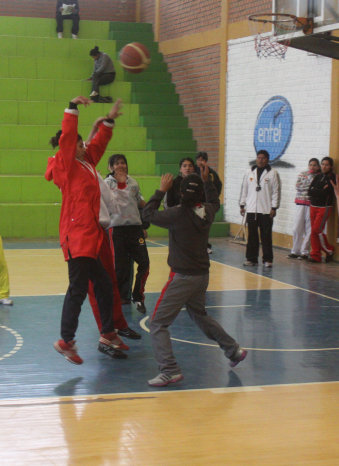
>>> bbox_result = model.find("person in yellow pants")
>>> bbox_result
[0,236,13,306]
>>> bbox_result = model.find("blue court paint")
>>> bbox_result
[1,286,338,399]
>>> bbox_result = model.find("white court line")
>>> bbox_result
[210,258,339,303]
[139,316,339,352]
[1,380,339,404]
[146,239,167,247]
[0,325,24,361]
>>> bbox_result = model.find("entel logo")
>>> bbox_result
[254,96,293,163]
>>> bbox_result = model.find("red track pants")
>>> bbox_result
[310,206,334,262]
[88,228,128,331]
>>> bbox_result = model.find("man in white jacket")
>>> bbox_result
[239,150,281,268]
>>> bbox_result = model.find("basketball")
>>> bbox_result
[119,42,151,73]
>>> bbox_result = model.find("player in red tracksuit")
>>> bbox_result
[45,96,125,364]
[308,156,336,263]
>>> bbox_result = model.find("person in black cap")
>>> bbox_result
[142,167,247,387]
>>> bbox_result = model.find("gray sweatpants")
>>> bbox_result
[150,272,239,375]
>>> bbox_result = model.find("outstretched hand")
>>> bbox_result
[107,99,123,120]
[71,96,92,107]
[200,164,209,182]
[160,173,173,193]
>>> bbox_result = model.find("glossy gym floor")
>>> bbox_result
[0,238,338,464]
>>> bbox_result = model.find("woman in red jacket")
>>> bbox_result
[45,96,124,365]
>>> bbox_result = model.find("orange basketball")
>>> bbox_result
[119,42,151,74]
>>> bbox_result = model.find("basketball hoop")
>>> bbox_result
[248,13,314,59]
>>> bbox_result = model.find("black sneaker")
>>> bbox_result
[134,301,147,314]
[298,255,308,260]
[288,253,299,259]
[98,342,128,359]
[98,96,113,103]
[118,327,142,339]
[308,257,321,263]
[325,253,334,263]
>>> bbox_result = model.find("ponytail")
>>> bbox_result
[49,131,82,149]
[49,130,62,148]
[90,45,100,57]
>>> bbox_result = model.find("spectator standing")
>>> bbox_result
[165,157,195,208]
[288,158,320,260]
[56,0,79,39]
[239,150,281,268]
[308,157,336,263]
[195,151,222,254]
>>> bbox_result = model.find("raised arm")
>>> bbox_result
[143,174,179,229]
[86,99,123,166]
[59,96,91,170]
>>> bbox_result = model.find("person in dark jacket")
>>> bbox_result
[308,156,336,263]
[195,151,222,254]
[143,167,247,387]
[88,46,115,102]
[195,151,222,195]
[56,0,79,39]
[164,157,195,208]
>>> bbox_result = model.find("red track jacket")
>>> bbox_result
[45,109,113,261]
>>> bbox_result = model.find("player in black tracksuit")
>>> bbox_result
[308,156,336,262]
[143,167,247,387]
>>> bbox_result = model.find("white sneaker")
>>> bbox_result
[243,260,258,266]
[148,372,183,387]
[72,34,78,39]
[207,247,212,254]
[0,298,13,305]
[57,32,63,39]
[264,262,272,268]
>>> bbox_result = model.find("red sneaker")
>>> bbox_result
[100,331,129,351]
[54,339,83,365]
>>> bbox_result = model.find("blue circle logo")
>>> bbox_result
[254,96,293,163]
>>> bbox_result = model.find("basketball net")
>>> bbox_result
[249,14,298,60]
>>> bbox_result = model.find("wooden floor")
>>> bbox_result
[0,238,338,465]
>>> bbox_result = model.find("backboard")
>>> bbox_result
[274,0,339,58]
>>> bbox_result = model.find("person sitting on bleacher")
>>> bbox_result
[88,46,116,103]
[56,0,80,40]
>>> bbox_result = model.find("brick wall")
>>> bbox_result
[159,0,222,41]
[229,0,272,23]
[166,45,220,169]
[139,0,155,25]
[0,0,136,21]
[225,38,332,235]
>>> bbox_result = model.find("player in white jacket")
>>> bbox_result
[239,150,281,268]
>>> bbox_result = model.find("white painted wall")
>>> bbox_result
[224,37,332,235]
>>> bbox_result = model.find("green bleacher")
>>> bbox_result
[0,16,228,238]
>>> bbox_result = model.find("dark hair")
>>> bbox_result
[90,46,100,57]
[49,130,82,149]
[257,150,270,160]
[321,156,334,167]
[196,151,208,162]
[108,153,128,173]
[179,157,195,168]
[308,158,320,166]
[180,173,204,206]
